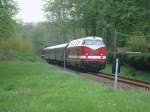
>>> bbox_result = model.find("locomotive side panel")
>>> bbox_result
[66,39,83,67]
[66,47,80,63]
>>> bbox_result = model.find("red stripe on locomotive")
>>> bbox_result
[80,45,107,62]
[81,46,106,56]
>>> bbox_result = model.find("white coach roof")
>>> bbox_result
[43,36,103,50]
[44,43,68,50]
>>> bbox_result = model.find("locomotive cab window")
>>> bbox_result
[95,40,103,46]
[83,39,103,46]
[84,39,94,45]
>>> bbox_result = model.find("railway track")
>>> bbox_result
[85,72,150,91]
[51,64,150,91]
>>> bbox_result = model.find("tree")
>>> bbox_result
[0,0,18,39]
[43,0,149,52]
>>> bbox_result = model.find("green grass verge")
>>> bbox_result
[0,61,150,112]
[102,63,150,82]
[0,50,45,62]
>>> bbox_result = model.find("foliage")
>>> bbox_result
[0,36,33,51]
[0,61,150,112]
[107,52,150,71]
[29,22,52,50]
[127,36,148,52]
[14,0,150,53]
[0,0,18,39]
[43,0,150,51]
[15,22,56,52]
[116,53,150,71]
[0,50,44,62]
[125,53,150,70]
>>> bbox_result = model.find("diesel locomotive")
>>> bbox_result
[41,36,107,72]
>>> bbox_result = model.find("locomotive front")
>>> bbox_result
[66,36,107,72]
[80,37,107,72]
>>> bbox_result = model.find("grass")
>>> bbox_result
[0,50,45,62]
[102,63,150,82]
[0,61,150,112]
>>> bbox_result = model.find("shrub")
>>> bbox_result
[117,53,150,71]
[0,36,44,62]
[127,36,148,52]
[0,36,33,51]
[107,53,150,71]
[0,50,45,62]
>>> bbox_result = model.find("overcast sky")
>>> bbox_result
[15,0,46,23]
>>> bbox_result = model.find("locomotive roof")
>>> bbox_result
[44,43,68,50]
[68,36,103,48]
[70,36,103,43]
[81,36,103,40]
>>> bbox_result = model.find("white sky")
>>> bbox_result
[15,0,46,23]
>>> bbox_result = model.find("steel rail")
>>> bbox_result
[99,72,150,84]
[91,72,150,91]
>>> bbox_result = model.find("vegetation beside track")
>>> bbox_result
[0,61,150,112]
[0,50,44,62]
[102,63,150,82]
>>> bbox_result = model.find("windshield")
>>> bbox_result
[84,39,94,45]
[84,39,103,46]
[95,40,103,45]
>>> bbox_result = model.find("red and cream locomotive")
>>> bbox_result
[41,36,107,72]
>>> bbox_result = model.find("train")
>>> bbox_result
[41,36,107,72]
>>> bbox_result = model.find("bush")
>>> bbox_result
[118,53,150,71]
[0,36,44,62]
[107,53,150,71]
[0,50,45,62]
[0,36,33,51]
[127,36,148,52]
